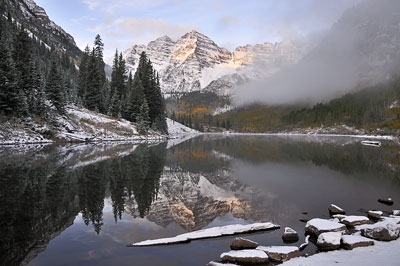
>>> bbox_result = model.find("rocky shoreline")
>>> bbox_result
[207,201,400,265]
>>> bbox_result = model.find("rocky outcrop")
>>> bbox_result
[317,232,342,251]
[256,246,300,262]
[305,218,348,236]
[230,237,259,250]
[220,250,269,264]
[361,220,400,241]
[341,235,374,250]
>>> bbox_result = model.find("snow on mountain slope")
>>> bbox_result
[122,30,308,97]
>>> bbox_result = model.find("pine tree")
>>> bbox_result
[46,55,65,113]
[85,49,102,111]
[77,46,90,105]
[0,35,18,116]
[136,99,150,134]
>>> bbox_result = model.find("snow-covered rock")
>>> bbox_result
[332,214,347,221]
[230,237,259,250]
[341,216,370,227]
[131,222,280,246]
[317,232,342,251]
[281,237,400,266]
[207,262,239,266]
[305,218,348,236]
[360,220,400,241]
[341,234,374,250]
[329,204,346,215]
[256,246,300,262]
[368,210,383,220]
[282,227,299,242]
[220,250,269,264]
[393,210,400,216]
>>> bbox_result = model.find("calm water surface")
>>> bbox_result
[1,135,400,266]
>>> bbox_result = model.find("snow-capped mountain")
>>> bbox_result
[122,30,308,97]
[3,0,82,60]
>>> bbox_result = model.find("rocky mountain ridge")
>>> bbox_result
[2,0,82,60]
[122,30,308,97]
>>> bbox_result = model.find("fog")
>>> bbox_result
[233,0,400,106]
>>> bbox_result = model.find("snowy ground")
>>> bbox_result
[282,238,400,266]
[0,106,198,145]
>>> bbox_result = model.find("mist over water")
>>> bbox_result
[233,0,400,106]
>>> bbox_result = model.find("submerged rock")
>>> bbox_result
[317,232,342,251]
[230,237,259,250]
[305,218,348,236]
[282,227,299,243]
[341,216,369,227]
[378,198,394,206]
[341,235,374,250]
[256,246,300,262]
[220,250,269,264]
[207,262,239,266]
[329,204,346,215]
[368,210,383,220]
[361,220,400,241]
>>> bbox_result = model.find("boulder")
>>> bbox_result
[361,220,400,241]
[368,210,383,220]
[316,232,342,251]
[341,216,370,227]
[341,235,374,250]
[220,250,268,264]
[305,218,348,236]
[230,237,259,250]
[282,227,299,243]
[256,246,300,262]
[393,210,400,216]
[329,204,346,215]
[378,198,394,206]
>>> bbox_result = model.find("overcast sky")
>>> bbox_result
[35,0,362,58]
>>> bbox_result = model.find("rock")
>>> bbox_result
[331,214,347,221]
[316,232,342,251]
[256,246,300,262]
[299,218,309,223]
[393,210,400,216]
[220,250,269,264]
[282,227,299,243]
[341,235,374,250]
[361,220,400,241]
[368,210,383,220]
[329,204,346,215]
[305,218,348,236]
[341,216,370,227]
[378,198,394,206]
[230,237,259,250]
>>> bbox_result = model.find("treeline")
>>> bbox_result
[0,8,78,119]
[0,4,167,134]
[283,79,400,128]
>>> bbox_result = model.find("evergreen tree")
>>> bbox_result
[136,99,150,134]
[85,49,102,111]
[0,35,18,116]
[77,46,90,105]
[46,55,65,113]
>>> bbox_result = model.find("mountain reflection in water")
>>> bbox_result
[0,135,399,266]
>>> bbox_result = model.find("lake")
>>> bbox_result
[1,135,399,266]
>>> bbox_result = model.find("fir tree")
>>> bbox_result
[77,46,90,105]
[0,35,18,116]
[46,55,65,113]
[136,99,150,134]
[85,49,102,111]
